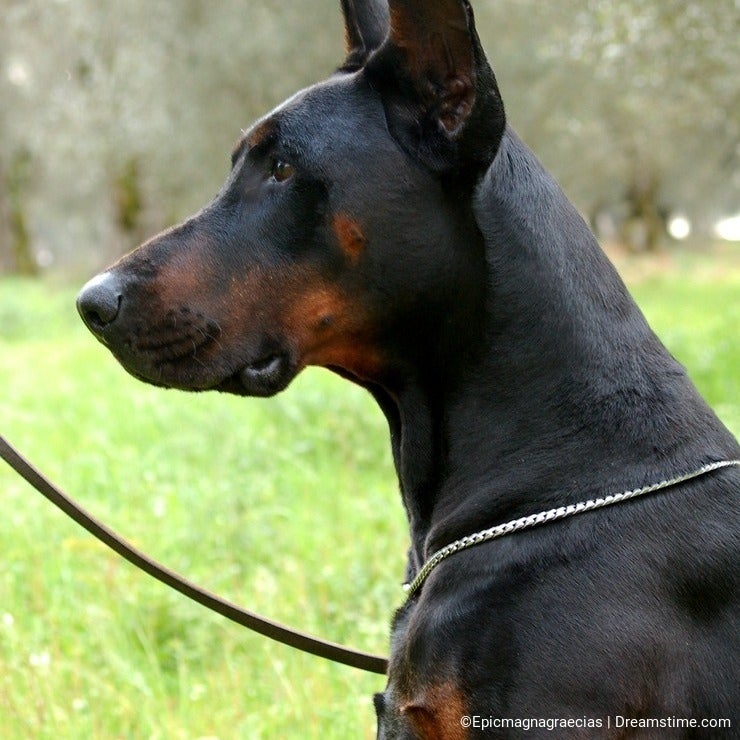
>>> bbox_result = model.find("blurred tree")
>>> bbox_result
[3,149,38,275]
[0,162,10,274]
[478,0,739,250]
[113,158,144,241]
[0,0,342,273]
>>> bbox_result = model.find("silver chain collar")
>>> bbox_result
[403,459,740,599]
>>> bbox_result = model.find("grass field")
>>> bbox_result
[0,248,738,739]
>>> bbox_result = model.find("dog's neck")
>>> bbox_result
[368,127,735,571]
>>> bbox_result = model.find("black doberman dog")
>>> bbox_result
[77,1,738,737]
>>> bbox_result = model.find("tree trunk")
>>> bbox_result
[621,171,664,253]
[112,157,148,255]
[0,162,11,274]
[1,151,39,276]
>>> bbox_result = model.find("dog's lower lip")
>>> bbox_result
[235,353,293,396]
[240,354,282,380]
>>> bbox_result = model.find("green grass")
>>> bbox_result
[1,257,738,739]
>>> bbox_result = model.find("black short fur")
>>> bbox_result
[77,2,739,737]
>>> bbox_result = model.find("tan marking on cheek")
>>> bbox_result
[401,682,469,740]
[212,267,276,337]
[332,214,367,264]
[283,283,383,381]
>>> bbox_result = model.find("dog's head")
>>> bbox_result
[77,0,505,399]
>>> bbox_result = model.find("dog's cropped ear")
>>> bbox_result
[366,0,505,180]
[340,0,390,71]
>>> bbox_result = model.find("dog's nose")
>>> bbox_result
[76,272,122,334]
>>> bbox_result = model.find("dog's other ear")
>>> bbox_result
[340,0,390,71]
[366,0,505,180]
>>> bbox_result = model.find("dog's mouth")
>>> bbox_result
[123,342,296,398]
[94,313,297,397]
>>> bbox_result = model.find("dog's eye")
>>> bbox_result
[270,159,295,183]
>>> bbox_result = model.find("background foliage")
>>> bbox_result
[0,0,738,272]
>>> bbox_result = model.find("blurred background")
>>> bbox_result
[0,1,738,738]
[1,0,738,275]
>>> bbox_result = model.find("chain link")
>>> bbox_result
[403,459,740,599]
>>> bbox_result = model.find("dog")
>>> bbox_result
[77,1,739,737]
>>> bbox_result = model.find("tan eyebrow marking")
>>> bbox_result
[231,118,277,166]
[246,118,277,150]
